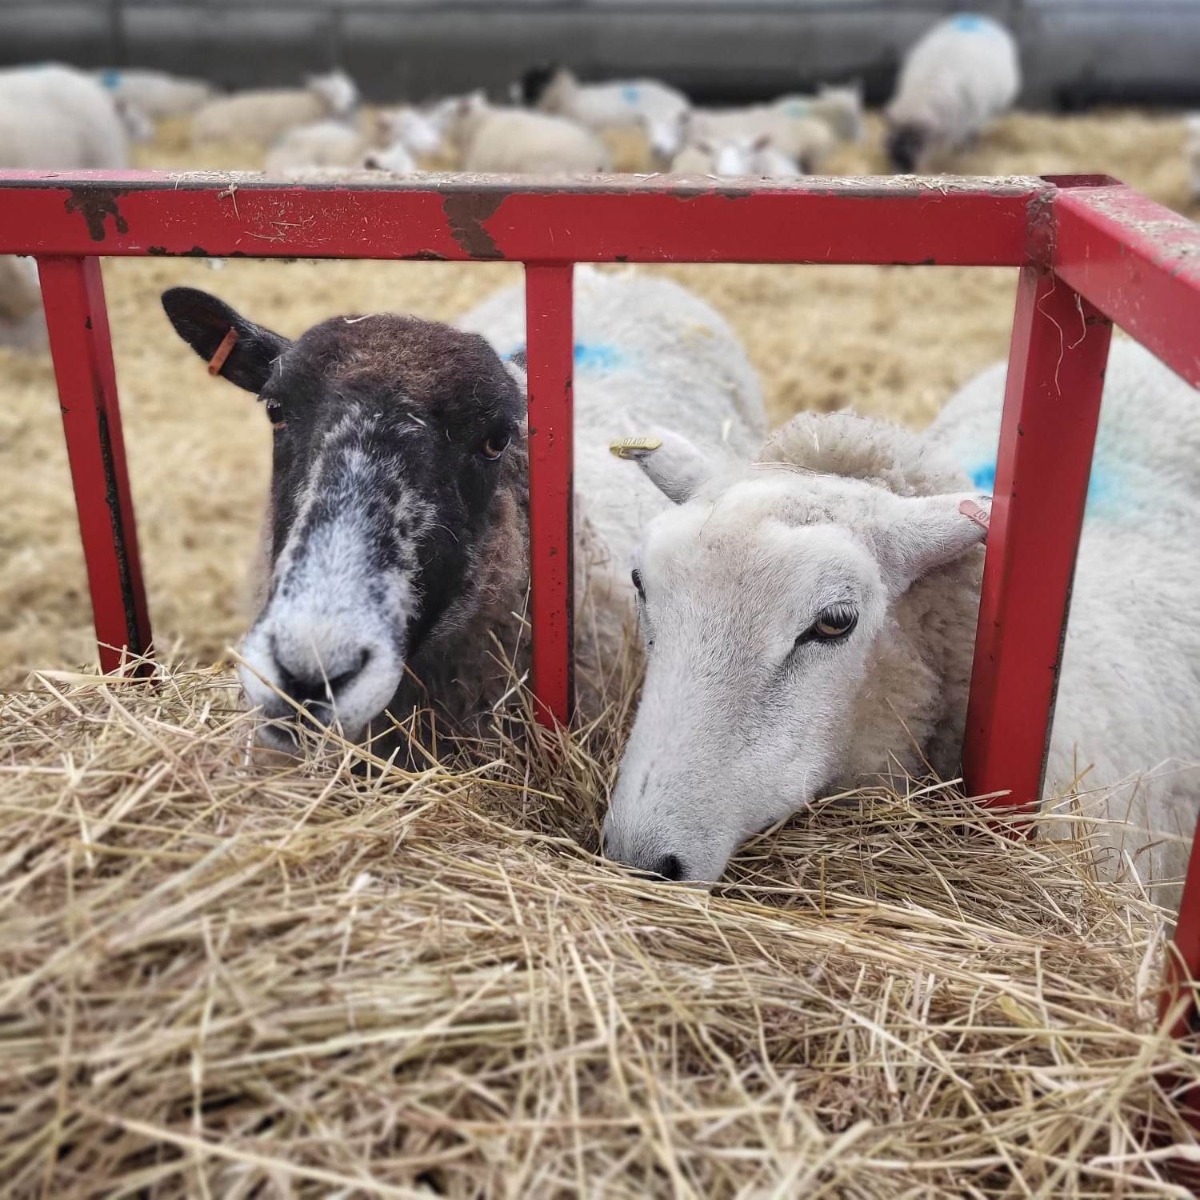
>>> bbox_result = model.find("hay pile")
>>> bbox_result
[2,662,1198,1197]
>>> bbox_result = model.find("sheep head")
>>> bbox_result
[161,287,525,752]
[603,428,988,883]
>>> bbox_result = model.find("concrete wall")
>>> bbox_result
[0,0,1196,109]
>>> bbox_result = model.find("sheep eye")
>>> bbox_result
[795,605,858,649]
[631,568,645,598]
[480,431,510,460]
[263,399,286,430]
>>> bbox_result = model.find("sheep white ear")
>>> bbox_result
[613,428,717,504]
[876,493,990,593]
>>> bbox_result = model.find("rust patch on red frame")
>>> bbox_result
[64,187,130,242]
[442,192,506,259]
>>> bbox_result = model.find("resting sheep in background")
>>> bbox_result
[686,102,837,174]
[771,84,865,145]
[603,338,1200,911]
[160,269,766,751]
[0,63,130,347]
[885,13,1021,172]
[0,63,129,168]
[517,65,691,165]
[671,133,803,178]
[1185,114,1200,202]
[263,119,369,174]
[92,67,215,119]
[190,70,358,147]
[445,92,612,174]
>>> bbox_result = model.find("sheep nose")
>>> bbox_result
[650,853,685,882]
[271,640,371,707]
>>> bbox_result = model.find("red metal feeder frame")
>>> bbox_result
[1,169,1198,1043]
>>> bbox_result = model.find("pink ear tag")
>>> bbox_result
[207,326,239,376]
[958,498,991,537]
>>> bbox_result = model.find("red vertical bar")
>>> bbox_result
[524,263,575,726]
[1164,835,1200,1037]
[37,255,152,673]
[962,267,1112,809]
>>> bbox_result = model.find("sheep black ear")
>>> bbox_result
[518,64,557,106]
[877,492,990,594]
[161,287,290,393]
[613,428,717,505]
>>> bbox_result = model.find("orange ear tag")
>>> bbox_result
[207,327,239,376]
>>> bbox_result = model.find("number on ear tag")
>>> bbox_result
[609,436,663,460]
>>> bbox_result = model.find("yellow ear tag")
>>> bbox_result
[609,436,662,460]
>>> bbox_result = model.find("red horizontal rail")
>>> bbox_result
[1053,183,1200,387]
[0,170,1049,266]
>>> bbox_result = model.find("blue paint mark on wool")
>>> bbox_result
[502,343,625,371]
[952,14,990,33]
[573,342,623,370]
[621,85,641,105]
[964,458,1121,517]
[100,68,122,89]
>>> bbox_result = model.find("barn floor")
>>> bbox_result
[2,109,1199,1197]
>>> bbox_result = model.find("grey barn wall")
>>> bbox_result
[0,0,1196,108]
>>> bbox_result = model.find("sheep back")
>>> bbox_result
[887,15,1021,151]
[931,337,1200,907]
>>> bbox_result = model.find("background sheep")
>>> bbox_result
[446,94,612,174]
[190,70,358,147]
[670,133,802,178]
[518,64,690,163]
[361,141,418,174]
[0,63,130,348]
[0,255,45,349]
[1186,114,1200,200]
[93,67,215,119]
[0,63,129,168]
[604,338,1200,909]
[770,83,865,144]
[885,13,1021,172]
[686,103,836,173]
[263,119,369,174]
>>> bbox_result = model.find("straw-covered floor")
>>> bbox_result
[3,661,1198,1197]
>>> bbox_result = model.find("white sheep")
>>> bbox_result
[361,142,418,174]
[603,337,1200,910]
[0,256,46,350]
[0,63,129,168]
[0,64,130,349]
[1185,114,1200,202]
[671,133,803,178]
[769,84,865,144]
[92,67,215,119]
[190,70,358,147]
[263,119,368,174]
[160,269,766,750]
[686,104,836,173]
[446,94,612,175]
[885,14,1021,172]
[518,65,690,163]
[375,97,463,161]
